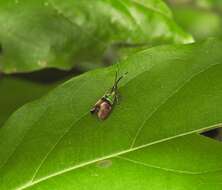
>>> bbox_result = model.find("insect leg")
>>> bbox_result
[90,99,103,114]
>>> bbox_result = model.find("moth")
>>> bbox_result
[90,72,127,120]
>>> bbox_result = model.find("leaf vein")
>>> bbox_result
[117,156,222,175]
[130,62,221,148]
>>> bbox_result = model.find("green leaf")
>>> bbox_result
[0,76,57,127]
[0,0,193,73]
[1,38,222,189]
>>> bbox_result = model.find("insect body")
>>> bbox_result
[91,72,127,120]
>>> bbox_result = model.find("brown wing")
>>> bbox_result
[97,102,112,120]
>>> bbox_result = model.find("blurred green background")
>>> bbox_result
[166,0,222,40]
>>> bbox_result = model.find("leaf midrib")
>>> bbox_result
[16,122,222,190]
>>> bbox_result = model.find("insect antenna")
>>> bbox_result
[114,70,118,85]
[116,72,128,86]
[112,63,128,91]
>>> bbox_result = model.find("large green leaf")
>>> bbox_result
[0,76,57,127]
[0,0,193,73]
[1,38,222,189]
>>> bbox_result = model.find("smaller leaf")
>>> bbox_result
[0,76,56,126]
